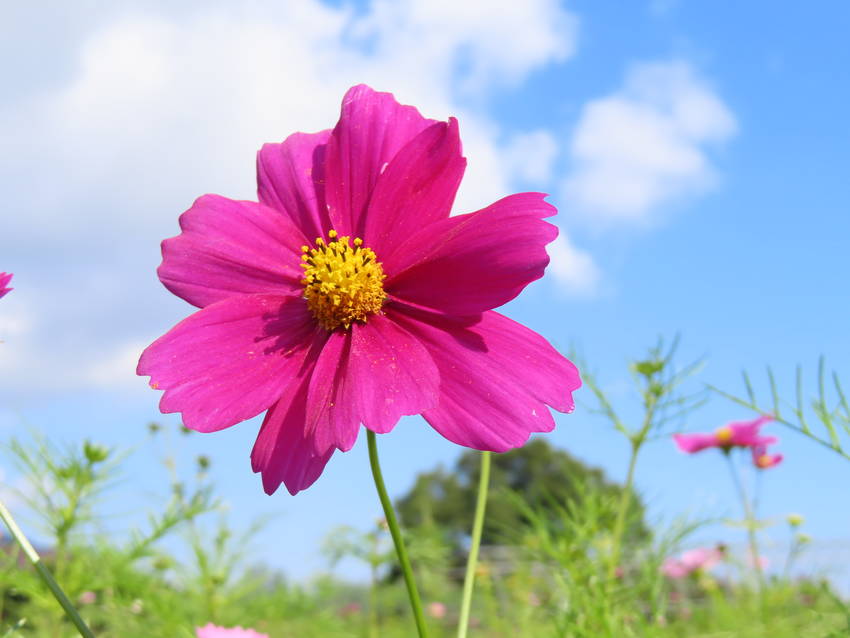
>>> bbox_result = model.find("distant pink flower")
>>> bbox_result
[339,602,362,617]
[662,547,723,579]
[0,273,12,299]
[138,85,581,495]
[196,624,268,638]
[673,415,775,454]
[78,591,96,605]
[428,601,447,619]
[752,444,783,469]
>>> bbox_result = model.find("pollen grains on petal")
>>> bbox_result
[300,230,386,331]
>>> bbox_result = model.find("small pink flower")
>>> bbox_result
[78,591,96,605]
[661,558,689,580]
[752,444,783,469]
[0,272,12,299]
[662,547,722,579]
[427,601,447,619]
[673,415,775,454]
[196,624,269,638]
[338,602,362,617]
[138,85,581,496]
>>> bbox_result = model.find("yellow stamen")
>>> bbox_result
[300,230,386,331]
[715,425,732,444]
[756,454,771,468]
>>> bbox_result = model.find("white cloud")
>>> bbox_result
[501,130,559,185]
[352,0,578,92]
[1,1,578,236]
[562,60,736,227]
[85,340,150,391]
[546,233,601,297]
[0,1,578,394]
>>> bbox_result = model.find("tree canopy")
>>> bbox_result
[395,438,647,548]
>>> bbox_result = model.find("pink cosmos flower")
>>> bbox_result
[196,624,268,638]
[752,443,783,469]
[137,85,581,495]
[673,415,775,455]
[0,273,12,298]
[662,547,723,579]
[427,601,447,619]
[78,591,96,605]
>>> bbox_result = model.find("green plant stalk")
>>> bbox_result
[457,450,491,638]
[608,398,655,579]
[366,430,429,638]
[369,553,380,638]
[608,440,640,580]
[724,453,765,589]
[0,498,96,638]
[782,538,802,581]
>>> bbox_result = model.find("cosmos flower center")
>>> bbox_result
[715,425,732,444]
[300,230,386,331]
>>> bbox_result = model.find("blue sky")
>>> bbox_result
[1,1,849,583]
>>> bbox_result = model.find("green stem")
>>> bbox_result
[608,440,640,579]
[0,498,95,638]
[457,451,491,638]
[366,430,428,638]
[368,560,379,638]
[725,453,765,589]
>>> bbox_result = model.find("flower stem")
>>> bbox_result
[0,498,95,638]
[724,453,765,589]
[366,430,428,638]
[608,440,640,580]
[457,451,491,638]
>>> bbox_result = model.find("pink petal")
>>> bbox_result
[384,193,558,315]
[138,294,325,433]
[752,443,783,469]
[672,432,719,453]
[391,306,580,452]
[0,272,12,299]
[728,414,774,445]
[196,624,269,638]
[324,85,436,236]
[363,118,465,257]
[257,130,332,241]
[661,558,689,579]
[305,313,440,454]
[158,195,308,308]
[251,366,334,496]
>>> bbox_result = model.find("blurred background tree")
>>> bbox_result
[395,438,648,554]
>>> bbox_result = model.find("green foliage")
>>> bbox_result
[581,336,707,446]
[0,423,847,637]
[395,438,648,553]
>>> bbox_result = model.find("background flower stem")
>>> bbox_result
[608,437,642,579]
[366,429,429,638]
[457,450,491,638]
[0,497,96,638]
[724,453,765,589]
